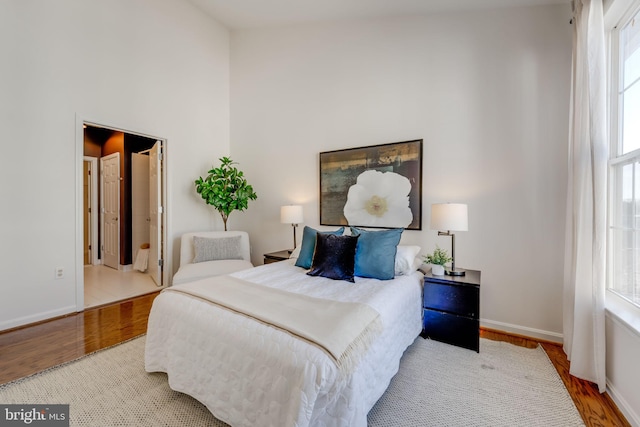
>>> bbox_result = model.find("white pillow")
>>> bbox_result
[289,246,301,259]
[395,245,421,276]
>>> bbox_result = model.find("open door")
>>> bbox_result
[148,141,162,286]
[101,153,120,270]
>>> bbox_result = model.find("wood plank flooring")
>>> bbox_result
[0,292,157,385]
[0,293,630,427]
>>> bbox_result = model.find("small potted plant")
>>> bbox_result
[423,245,452,276]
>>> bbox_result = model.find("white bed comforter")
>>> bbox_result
[145,260,423,427]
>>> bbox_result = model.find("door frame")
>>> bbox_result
[83,156,99,266]
[75,114,170,312]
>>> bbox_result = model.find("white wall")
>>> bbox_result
[0,0,230,330]
[606,312,640,426]
[230,4,572,341]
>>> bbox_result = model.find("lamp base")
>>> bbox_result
[445,268,466,276]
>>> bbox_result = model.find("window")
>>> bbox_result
[609,6,640,307]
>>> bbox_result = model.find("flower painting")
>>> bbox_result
[320,140,422,230]
[343,170,413,227]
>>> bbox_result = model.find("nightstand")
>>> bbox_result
[421,268,481,352]
[263,250,291,264]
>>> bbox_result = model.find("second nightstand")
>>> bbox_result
[421,268,481,352]
[263,250,291,264]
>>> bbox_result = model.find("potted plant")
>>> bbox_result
[195,157,257,231]
[423,245,452,276]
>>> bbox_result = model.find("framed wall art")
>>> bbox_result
[319,139,423,230]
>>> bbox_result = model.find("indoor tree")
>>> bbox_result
[195,157,257,231]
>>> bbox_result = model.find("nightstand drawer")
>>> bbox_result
[263,250,291,264]
[423,282,479,318]
[422,309,479,352]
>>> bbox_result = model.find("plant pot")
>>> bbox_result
[431,265,445,276]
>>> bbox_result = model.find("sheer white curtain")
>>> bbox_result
[563,0,607,393]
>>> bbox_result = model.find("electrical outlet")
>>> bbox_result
[55,267,64,279]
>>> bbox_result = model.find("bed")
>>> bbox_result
[145,229,423,427]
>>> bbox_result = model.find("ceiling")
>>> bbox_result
[187,0,570,30]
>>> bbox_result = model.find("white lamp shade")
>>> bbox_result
[430,203,468,231]
[281,205,303,224]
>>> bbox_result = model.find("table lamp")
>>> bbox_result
[281,205,303,251]
[430,203,468,276]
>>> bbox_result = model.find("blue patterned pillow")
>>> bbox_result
[295,226,345,269]
[350,227,403,280]
[307,233,359,282]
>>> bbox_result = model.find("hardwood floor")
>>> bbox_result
[0,295,631,427]
[0,292,158,385]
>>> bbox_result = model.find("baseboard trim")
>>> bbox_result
[0,305,77,333]
[480,318,563,344]
[607,380,640,427]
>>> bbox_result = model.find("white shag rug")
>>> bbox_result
[0,336,584,426]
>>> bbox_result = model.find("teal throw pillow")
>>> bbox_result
[295,226,345,269]
[350,227,403,280]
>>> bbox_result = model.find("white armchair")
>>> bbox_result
[172,231,254,285]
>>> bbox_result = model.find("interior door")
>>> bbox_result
[148,141,162,286]
[101,153,120,270]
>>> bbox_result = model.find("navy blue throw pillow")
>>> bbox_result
[295,226,344,269]
[307,233,359,282]
[350,227,403,280]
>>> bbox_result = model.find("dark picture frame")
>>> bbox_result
[319,139,423,230]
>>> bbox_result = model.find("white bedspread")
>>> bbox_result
[145,260,423,427]
[164,275,382,370]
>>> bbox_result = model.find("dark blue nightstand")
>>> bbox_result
[421,268,481,352]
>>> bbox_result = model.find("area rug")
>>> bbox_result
[0,336,584,426]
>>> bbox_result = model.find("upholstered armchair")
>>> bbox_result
[172,231,253,285]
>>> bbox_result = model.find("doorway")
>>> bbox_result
[80,122,167,309]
